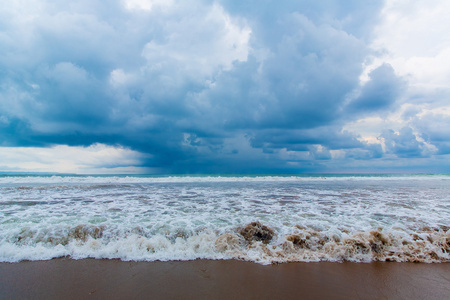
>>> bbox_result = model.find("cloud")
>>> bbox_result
[338,0,450,172]
[370,0,450,90]
[347,64,404,113]
[380,127,430,158]
[0,144,152,174]
[412,110,450,155]
[123,0,173,12]
[0,0,449,173]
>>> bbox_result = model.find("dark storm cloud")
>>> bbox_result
[347,64,405,113]
[0,0,422,173]
[249,128,363,152]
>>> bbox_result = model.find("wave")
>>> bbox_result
[1,174,449,185]
[1,222,448,264]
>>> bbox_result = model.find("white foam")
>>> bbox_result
[1,175,449,263]
[1,174,449,184]
[0,225,448,263]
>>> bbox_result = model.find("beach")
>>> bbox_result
[1,175,449,299]
[1,259,449,299]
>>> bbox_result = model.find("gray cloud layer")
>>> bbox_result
[1,0,449,173]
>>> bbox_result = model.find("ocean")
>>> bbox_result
[0,174,449,264]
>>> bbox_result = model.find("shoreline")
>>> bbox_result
[1,259,449,299]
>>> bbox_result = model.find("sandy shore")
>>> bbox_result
[1,259,449,300]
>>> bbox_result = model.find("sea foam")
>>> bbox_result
[1,175,449,263]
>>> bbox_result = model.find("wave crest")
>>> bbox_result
[2,222,449,264]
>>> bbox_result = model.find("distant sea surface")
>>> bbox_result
[1,174,449,264]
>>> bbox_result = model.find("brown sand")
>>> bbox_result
[0,259,449,300]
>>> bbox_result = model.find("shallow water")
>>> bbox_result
[0,175,449,263]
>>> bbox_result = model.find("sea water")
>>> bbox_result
[0,174,449,264]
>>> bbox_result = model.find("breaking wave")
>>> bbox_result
[1,222,449,264]
[1,174,449,264]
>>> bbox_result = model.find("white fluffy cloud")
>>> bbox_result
[345,0,450,160]
[367,0,450,90]
[123,0,174,11]
[139,3,251,79]
[0,144,151,174]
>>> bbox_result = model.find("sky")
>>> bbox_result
[1,0,450,174]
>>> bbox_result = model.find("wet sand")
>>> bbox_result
[1,259,449,300]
